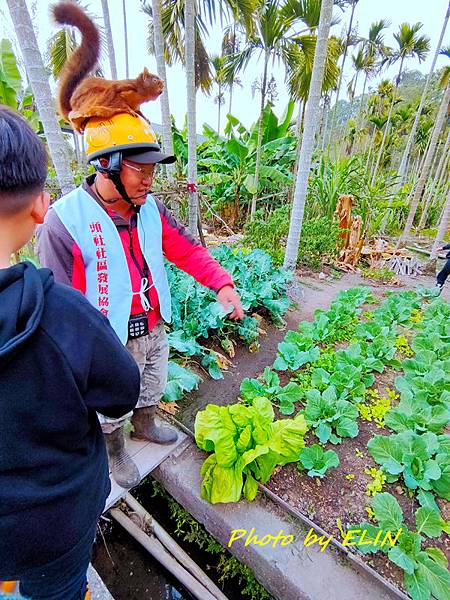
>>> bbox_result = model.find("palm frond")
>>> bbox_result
[439,44,450,60]
[438,65,450,89]
[47,28,77,79]
[281,0,321,30]
[285,34,340,101]
[223,44,258,81]
[257,0,293,49]
[195,26,212,92]
[392,22,430,64]
[224,0,257,35]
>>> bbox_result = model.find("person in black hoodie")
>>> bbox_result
[436,243,450,291]
[0,106,140,599]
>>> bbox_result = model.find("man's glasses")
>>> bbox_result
[122,161,157,177]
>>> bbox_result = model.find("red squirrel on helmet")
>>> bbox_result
[52,2,163,133]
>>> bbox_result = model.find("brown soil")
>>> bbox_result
[174,271,450,595]
[176,308,304,430]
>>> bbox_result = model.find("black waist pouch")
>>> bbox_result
[128,313,149,340]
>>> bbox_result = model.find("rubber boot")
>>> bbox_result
[104,427,140,489]
[131,406,178,444]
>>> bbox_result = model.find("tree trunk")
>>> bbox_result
[339,70,360,158]
[411,155,420,180]
[6,0,75,195]
[227,25,237,125]
[185,0,198,233]
[430,184,450,257]
[373,59,405,189]
[365,126,377,171]
[80,133,86,164]
[73,132,81,169]
[122,0,129,77]
[371,96,394,186]
[101,0,117,79]
[151,0,175,181]
[382,128,431,234]
[250,49,270,219]
[398,82,450,247]
[396,1,450,188]
[326,1,357,150]
[228,84,233,120]
[231,183,241,228]
[427,138,450,225]
[283,0,334,270]
[317,99,326,145]
[353,72,368,152]
[288,101,304,205]
[418,137,447,227]
[217,83,222,133]
[321,96,330,152]
[300,100,307,134]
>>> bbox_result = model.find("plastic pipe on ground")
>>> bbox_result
[125,493,229,600]
[109,508,221,600]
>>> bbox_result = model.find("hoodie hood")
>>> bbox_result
[0,262,52,364]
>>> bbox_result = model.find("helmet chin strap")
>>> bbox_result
[108,171,136,206]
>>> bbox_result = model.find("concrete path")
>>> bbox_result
[88,565,115,600]
[105,430,187,510]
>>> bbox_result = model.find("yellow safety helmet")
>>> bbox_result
[84,112,175,164]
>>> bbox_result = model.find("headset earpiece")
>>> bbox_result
[90,152,122,175]
[90,151,134,205]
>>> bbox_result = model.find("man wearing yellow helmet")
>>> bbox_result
[37,113,243,490]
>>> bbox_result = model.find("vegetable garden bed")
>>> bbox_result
[191,284,450,600]
[162,246,292,402]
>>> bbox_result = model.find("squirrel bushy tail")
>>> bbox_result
[52,2,100,121]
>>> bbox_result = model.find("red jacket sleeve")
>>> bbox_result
[156,199,234,292]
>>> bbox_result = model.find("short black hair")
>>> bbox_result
[0,105,48,215]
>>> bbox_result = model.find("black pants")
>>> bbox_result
[437,258,450,287]
[18,521,97,600]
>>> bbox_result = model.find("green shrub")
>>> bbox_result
[299,218,342,269]
[243,206,290,265]
[243,208,341,269]
[361,267,396,283]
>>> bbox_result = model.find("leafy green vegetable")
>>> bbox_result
[349,492,450,600]
[372,492,404,530]
[416,490,439,512]
[304,386,359,444]
[200,352,224,380]
[406,553,450,600]
[372,291,421,326]
[273,287,374,371]
[163,361,201,402]
[195,397,307,504]
[273,330,320,371]
[415,507,445,538]
[298,444,339,477]
[311,363,368,402]
[368,432,450,499]
[385,396,450,435]
[240,367,303,415]
[166,245,291,383]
